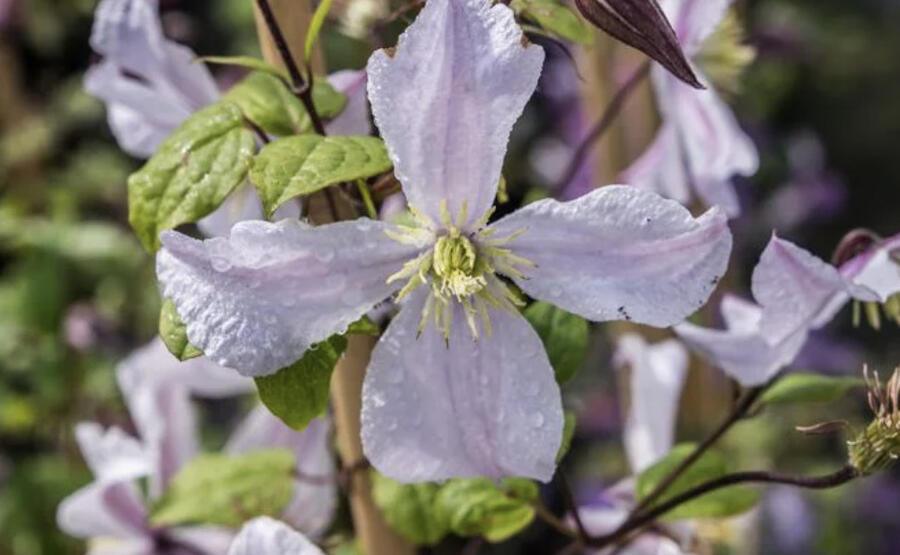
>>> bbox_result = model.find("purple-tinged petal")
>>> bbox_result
[115,339,254,495]
[74,423,151,483]
[675,316,807,386]
[624,67,756,217]
[615,335,688,472]
[226,409,336,536]
[197,184,302,239]
[167,527,235,554]
[157,219,424,376]
[718,293,762,333]
[620,124,692,206]
[486,186,732,327]
[840,233,900,303]
[751,236,845,345]
[663,0,733,55]
[367,0,544,227]
[85,0,219,158]
[325,70,372,136]
[57,481,148,541]
[227,517,324,555]
[362,289,563,482]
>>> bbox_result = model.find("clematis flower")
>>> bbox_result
[227,517,323,555]
[676,233,900,385]
[57,339,337,552]
[84,0,370,236]
[156,0,732,483]
[621,0,758,217]
[574,335,692,554]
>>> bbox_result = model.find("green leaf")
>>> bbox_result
[636,444,759,520]
[759,373,864,406]
[127,102,255,251]
[224,72,346,137]
[371,473,449,545]
[150,449,295,527]
[159,299,202,360]
[524,301,589,384]
[254,335,348,431]
[199,56,289,81]
[556,411,577,463]
[305,0,335,61]
[511,0,594,45]
[250,134,393,217]
[435,478,537,543]
[347,315,381,336]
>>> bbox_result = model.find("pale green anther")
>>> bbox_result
[866,301,882,331]
[696,10,756,96]
[384,197,535,342]
[885,294,900,325]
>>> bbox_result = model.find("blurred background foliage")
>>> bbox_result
[0,0,899,553]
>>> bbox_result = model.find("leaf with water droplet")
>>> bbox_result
[149,449,295,528]
[254,334,347,431]
[250,135,393,217]
[223,72,346,137]
[159,299,203,360]
[524,301,589,384]
[127,102,255,251]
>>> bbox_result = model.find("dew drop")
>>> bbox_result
[387,418,399,431]
[549,284,563,298]
[314,246,335,263]
[530,412,545,428]
[210,256,232,272]
[342,289,364,306]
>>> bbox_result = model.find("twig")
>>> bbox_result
[554,60,651,192]
[556,471,590,544]
[531,501,579,540]
[588,465,859,548]
[628,383,768,518]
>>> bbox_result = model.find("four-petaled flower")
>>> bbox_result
[622,0,758,217]
[156,0,732,483]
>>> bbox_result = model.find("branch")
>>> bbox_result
[556,471,590,545]
[588,465,859,548]
[554,60,651,193]
[628,383,769,518]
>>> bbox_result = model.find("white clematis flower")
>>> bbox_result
[622,0,758,217]
[227,517,324,555]
[676,233,900,386]
[56,340,337,553]
[156,0,732,483]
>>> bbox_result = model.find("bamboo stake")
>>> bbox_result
[252,3,413,553]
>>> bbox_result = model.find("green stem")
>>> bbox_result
[356,180,379,220]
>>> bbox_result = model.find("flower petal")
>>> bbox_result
[361,289,563,482]
[675,318,807,386]
[167,526,235,554]
[227,517,324,555]
[367,0,544,227]
[751,236,846,345]
[620,124,692,206]
[74,423,151,483]
[157,218,423,376]
[664,0,733,54]
[226,409,337,536]
[325,70,372,136]
[57,481,148,540]
[487,186,732,327]
[718,293,762,333]
[615,335,688,472]
[840,233,900,303]
[628,67,756,217]
[86,0,218,158]
[196,184,301,238]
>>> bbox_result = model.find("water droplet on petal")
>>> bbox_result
[314,246,335,263]
[531,412,545,428]
[342,289,364,306]
[549,284,563,298]
[210,256,232,272]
